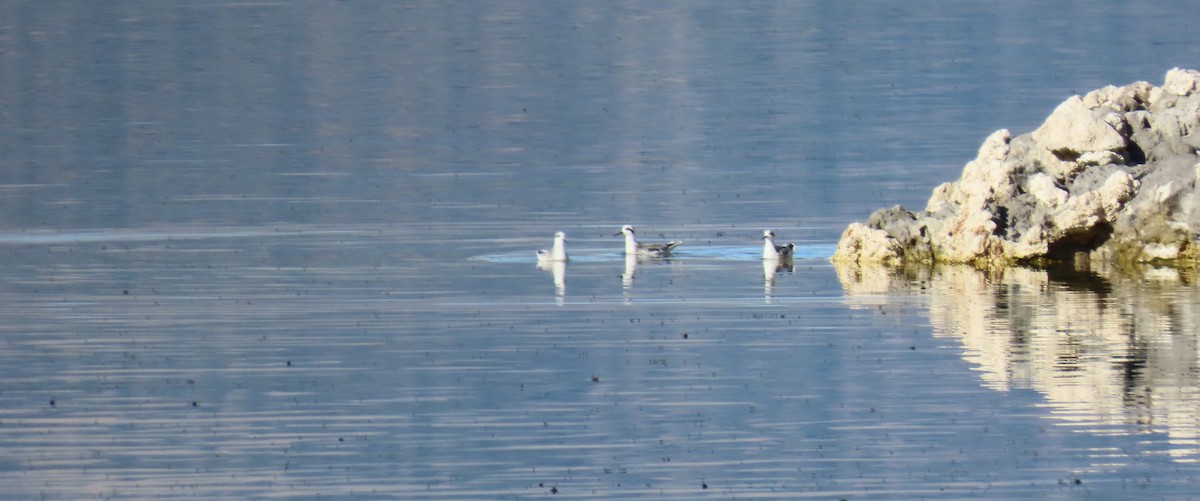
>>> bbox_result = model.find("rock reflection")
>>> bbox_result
[837,261,1200,460]
[536,260,566,305]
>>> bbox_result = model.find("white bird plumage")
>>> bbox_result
[616,225,681,258]
[762,230,795,260]
[536,231,569,262]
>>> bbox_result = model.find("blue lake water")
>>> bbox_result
[3,1,1200,498]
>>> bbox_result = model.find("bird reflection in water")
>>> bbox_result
[536,260,566,306]
[762,258,795,303]
[621,255,638,303]
[622,255,638,288]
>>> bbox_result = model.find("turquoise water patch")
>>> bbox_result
[471,248,625,264]
[472,243,837,264]
[681,243,836,261]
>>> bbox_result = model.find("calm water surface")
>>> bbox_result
[3,1,1200,499]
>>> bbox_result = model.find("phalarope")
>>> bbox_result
[615,225,681,258]
[762,230,795,260]
[536,231,569,262]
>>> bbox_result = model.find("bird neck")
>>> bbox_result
[762,238,777,258]
[624,234,638,254]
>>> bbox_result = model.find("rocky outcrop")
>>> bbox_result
[833,68,1200,267]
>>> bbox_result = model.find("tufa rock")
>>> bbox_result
[834,68,1200,267]
[1031,95,1128,174]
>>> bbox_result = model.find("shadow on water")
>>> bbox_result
[836,260,1200,461]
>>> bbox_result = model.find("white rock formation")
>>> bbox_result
[835,68,1200,267]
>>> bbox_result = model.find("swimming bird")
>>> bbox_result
[762,230,795,260]
[615,225,681,258]
[536,231,569,262]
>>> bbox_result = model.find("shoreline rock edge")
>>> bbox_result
[833,68,1200,268]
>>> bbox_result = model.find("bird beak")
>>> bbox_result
[613,231,623,236]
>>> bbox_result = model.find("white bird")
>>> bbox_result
[536,231,569,262]
[615,225,681,258]
[762,230,795,260]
